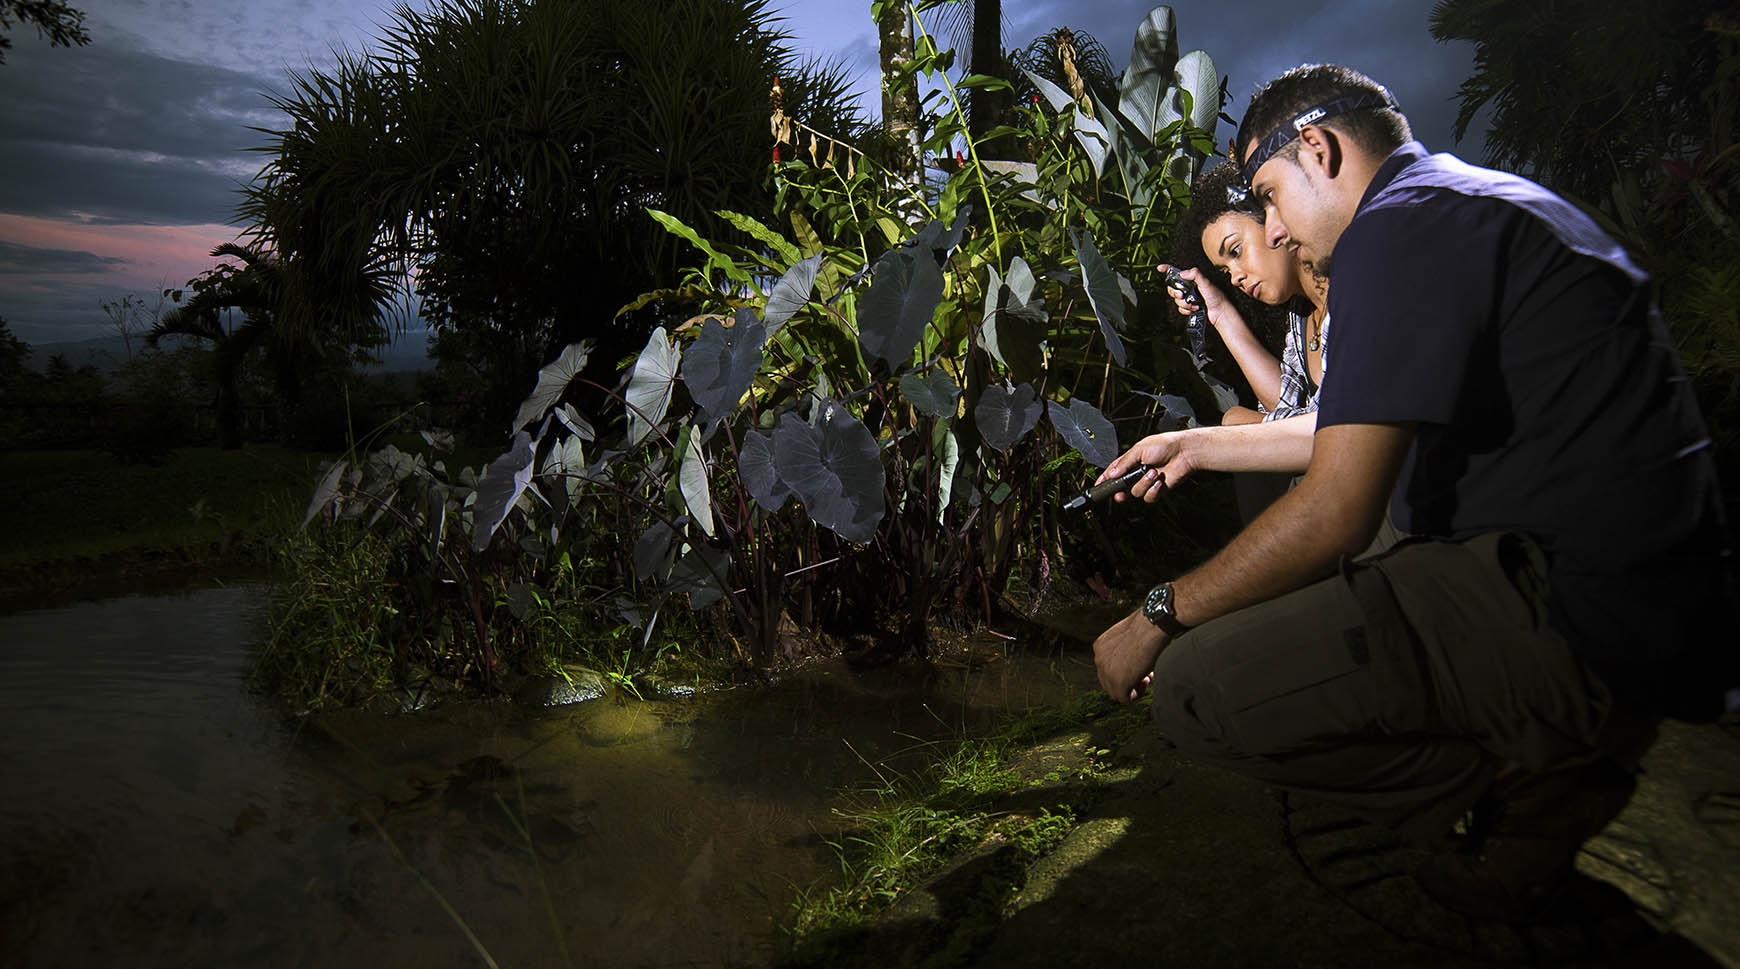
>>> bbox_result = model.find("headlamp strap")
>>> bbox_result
[1239,90,1398,184]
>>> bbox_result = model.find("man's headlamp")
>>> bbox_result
[1237,90,1399,186]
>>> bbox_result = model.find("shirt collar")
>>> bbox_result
[1355,140,1429,214]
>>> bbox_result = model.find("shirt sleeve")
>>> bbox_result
[1315,197,1508,429]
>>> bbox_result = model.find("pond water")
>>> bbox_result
[0,585,1100,968]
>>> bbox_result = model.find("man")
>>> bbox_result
[1092,64,1736,920]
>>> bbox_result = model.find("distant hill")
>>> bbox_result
[22,332,437,375]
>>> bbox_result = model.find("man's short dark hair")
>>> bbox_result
[1236,64,1412,168]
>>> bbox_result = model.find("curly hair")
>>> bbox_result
[1169,162,1291,333]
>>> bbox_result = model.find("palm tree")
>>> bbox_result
[149,244,274,450]
[150,242,397,449]
[242,0,865,434]
[930,0,1007,142]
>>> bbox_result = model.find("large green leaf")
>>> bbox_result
[471,431,536,552]
[1047,398,1119,468]
[773,403,885,545]
[717,209,801,264]
[626,327,681,446]
[899,369,961,418]
[1073,106,1112,177]
[1177,50,1220,137]
[511,339,594,434]
[1073,229,1129,366]
[646,208,751,284]
[681,310,766,423]
[763,253,822,333]
[858,248,944,372]
[1118,5,1181,142]
[1006,256,1038,306]
[982,263,1048,382]
[1022,67,1076,115]
[975,382,1042,452]
[678,424,714,537]
[933,422,960,524]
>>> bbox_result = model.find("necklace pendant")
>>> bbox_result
[1307,336,1320,352]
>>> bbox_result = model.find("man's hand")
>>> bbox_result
[1093,611,1170,702]
[1098,433,1196,500]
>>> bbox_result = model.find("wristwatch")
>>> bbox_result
[1141,582,1189,637]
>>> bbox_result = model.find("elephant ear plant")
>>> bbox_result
[282,0,1232,704]
[459,201,1143,663]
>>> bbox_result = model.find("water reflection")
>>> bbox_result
[0,587,1098,968]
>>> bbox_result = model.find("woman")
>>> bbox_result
[1161,160,1330,427]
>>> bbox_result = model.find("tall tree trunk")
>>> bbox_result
[878,2,921,180]
[967,0,1005,145]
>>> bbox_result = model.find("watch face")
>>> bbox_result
[1143,584,1170,620]
[1142,583,1184,634]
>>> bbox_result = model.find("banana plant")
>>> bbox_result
[1022,4,1221,210]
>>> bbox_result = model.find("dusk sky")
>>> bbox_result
[0,0,1487,346]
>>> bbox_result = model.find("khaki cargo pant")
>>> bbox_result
[1148,531,1617,843]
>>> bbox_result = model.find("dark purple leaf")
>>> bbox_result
[737,429,790,511]
[681,312,767,423]
[858,248,944,371]
[899,369,961,418]
[975,382,1043,452]
[773,404,885,544]
[1047,398,1120,468]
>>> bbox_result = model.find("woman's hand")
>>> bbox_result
[1156,263,1235,329]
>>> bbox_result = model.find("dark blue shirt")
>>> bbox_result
[1317,142,1732,715]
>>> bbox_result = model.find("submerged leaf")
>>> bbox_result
[681,312,766,423]
[899,369,961,418]
[1073,229,1128,366]
[1047,398,1120,468]
[512,339,594,434]
[773,404,885,544]
[471,431,536,552]
[737,429,790,512]
[626,327,681,446]
[857,248,944,372]
[975,382,1043,452]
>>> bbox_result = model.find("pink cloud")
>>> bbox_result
[0,214,240,292]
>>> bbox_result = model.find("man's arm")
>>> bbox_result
[1174,421,1415,623]
[1098,411,1319,495]
[1093,421,1416,700]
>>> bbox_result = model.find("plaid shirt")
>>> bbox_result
[1262,309,1330,422]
